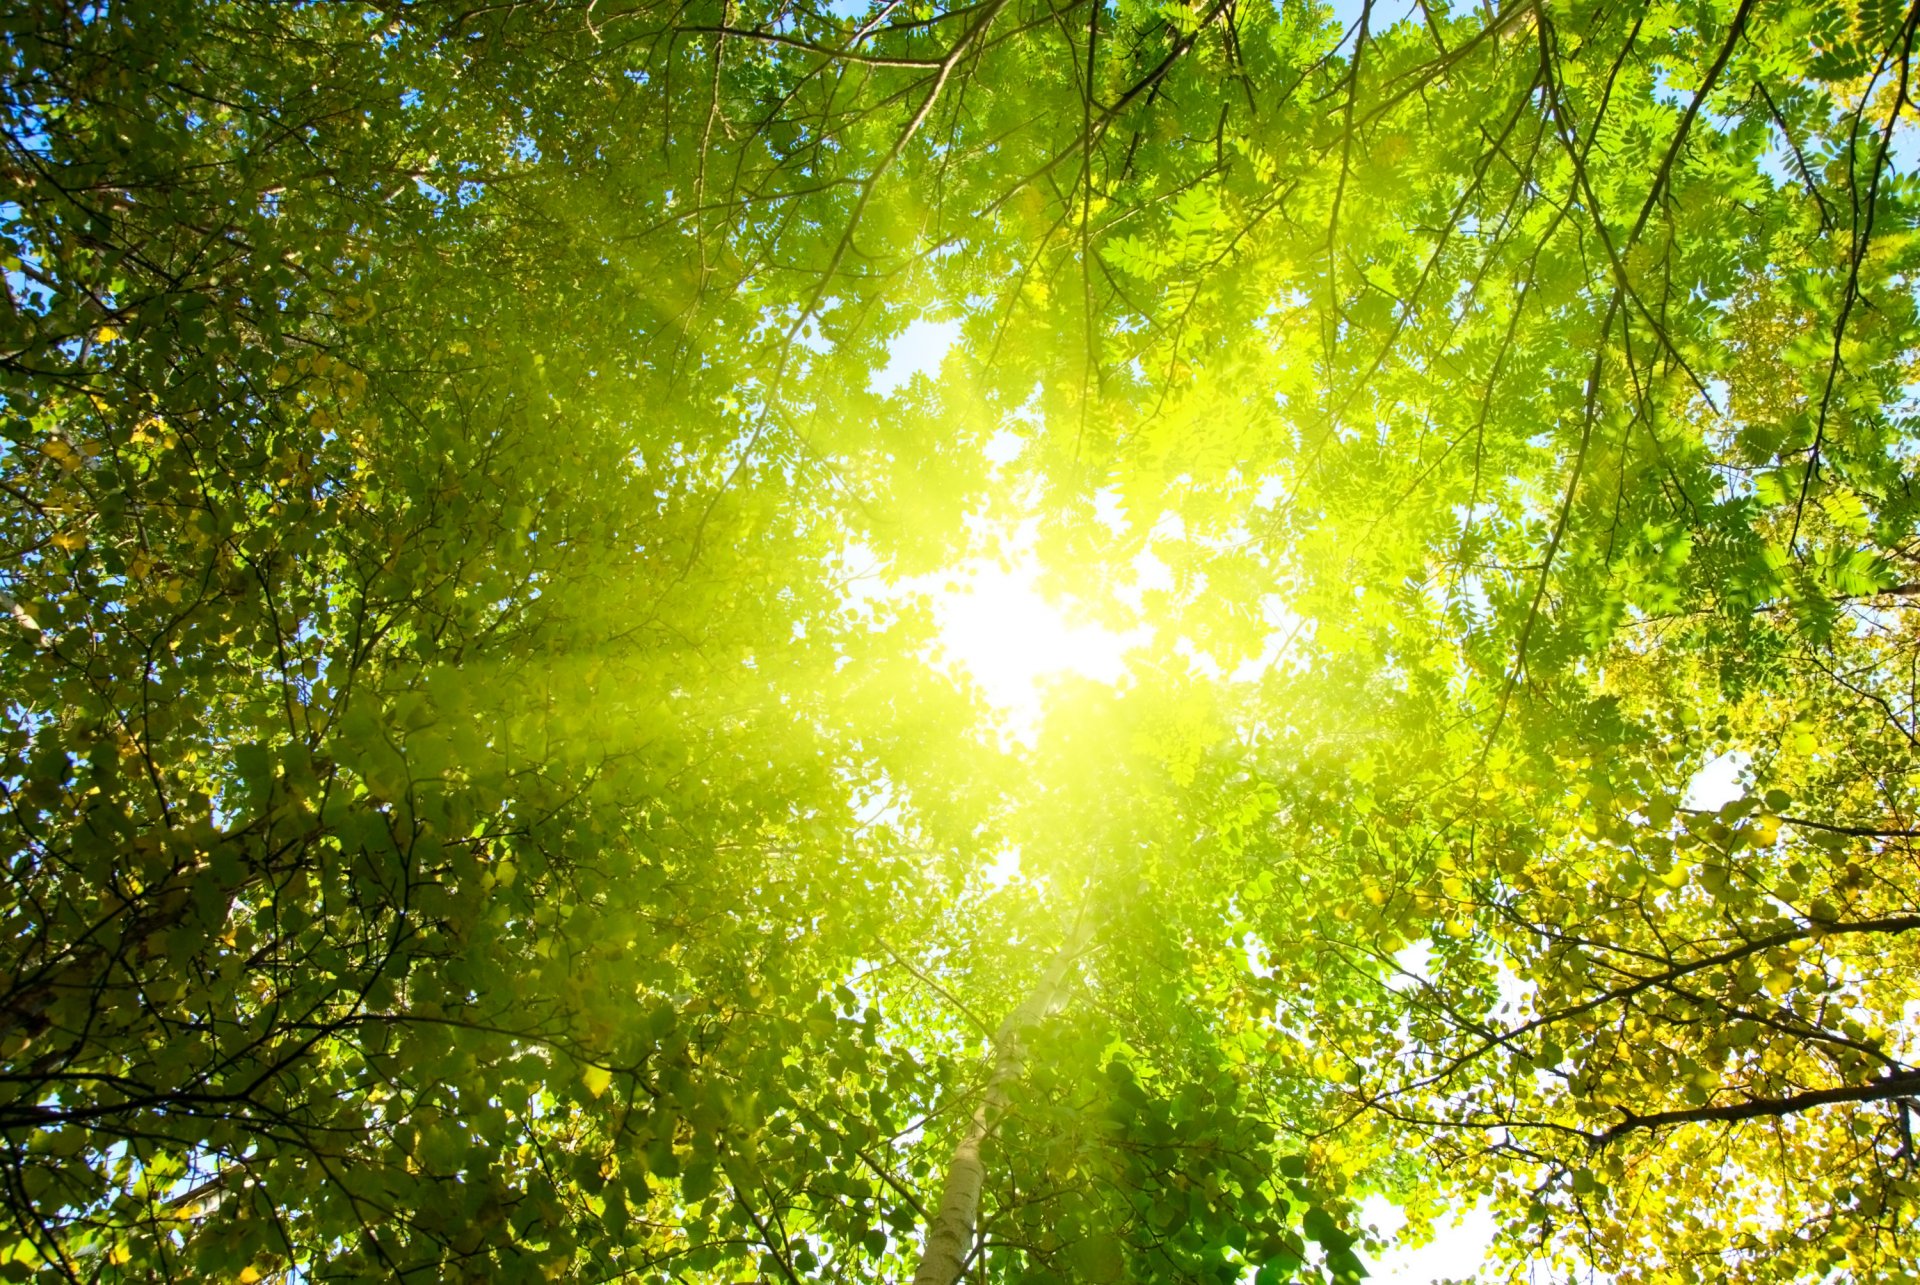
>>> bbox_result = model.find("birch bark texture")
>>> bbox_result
[909,931,1089,1285]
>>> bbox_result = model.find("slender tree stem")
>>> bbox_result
[910,917,1091,1285]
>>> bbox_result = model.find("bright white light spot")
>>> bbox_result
[836,540,893,616]
[1387,938,1434,992]
[840,533,1148,734]
[1896,999,1920,1066]
[1683,751,1750,811]
[1362,1195,1498,1284]
[929,553,1145,732]
[983,429,1025,464]
[873,317,959,396]
[982,847,1023,889]
[1115,546,1173,614]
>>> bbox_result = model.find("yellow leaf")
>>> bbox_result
[582,1064,612,1097]
[41,439,81,471]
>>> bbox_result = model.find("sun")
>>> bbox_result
[926,552,1146,730]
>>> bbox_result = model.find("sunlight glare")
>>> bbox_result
[1683,750,1750,811]
[1361,1194,1498,1284]
[929,555,1146,726]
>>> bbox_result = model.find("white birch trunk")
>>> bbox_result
[909,926,1088,1285]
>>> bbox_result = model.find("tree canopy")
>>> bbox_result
[3,0,1920,1281]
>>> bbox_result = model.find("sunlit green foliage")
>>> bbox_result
[3,0,1919,1282]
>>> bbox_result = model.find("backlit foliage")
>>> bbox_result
[3,1,1918,1282]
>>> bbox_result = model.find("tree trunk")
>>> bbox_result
[909,925,1088,1285]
